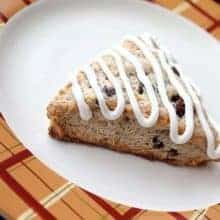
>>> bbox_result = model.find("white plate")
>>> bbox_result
[1,0,220,211]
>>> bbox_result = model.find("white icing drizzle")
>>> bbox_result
[72,70,92,120]
[114,46,159,127]
[71,34,220,159]
[171,64,219,159]
[124,35,194,144]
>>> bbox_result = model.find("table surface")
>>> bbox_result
[0,0,220,219]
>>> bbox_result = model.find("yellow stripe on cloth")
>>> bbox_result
[173,0,200,13]
[190,209,208,220]
[18,182,75,220]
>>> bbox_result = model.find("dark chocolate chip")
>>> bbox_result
[193,106,196,114]
[175,98,185,117]
[170,95,185,117]
[170,94,181,103]
[138,82,144,94]
[171,66,180,76]
[102,85,116,97]
[124,116,130,121]
[152,136,164,149]
[168,149,178,157]
[95,99,98,105]
[0,215,6,220]
[145,70,150,75]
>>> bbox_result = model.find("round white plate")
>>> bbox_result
[1,0,220,211]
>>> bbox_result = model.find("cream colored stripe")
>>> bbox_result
[173,0,200,14]
[18,182,75,220]
[189,209,208,220]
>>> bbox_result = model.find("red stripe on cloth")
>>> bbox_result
[84,190,122,219]
[0,11,8,23]
[213,0,220,4]
[184,0,217,22]
[0,171,56,220]
[122,208,141,219]
[207,21,220,32]
[24,164,84,220]
[0,150,32,171]
[22,0,31,5]
[168,212,187,220]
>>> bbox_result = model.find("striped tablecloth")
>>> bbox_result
[0,0,220,219]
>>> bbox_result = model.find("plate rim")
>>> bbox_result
[0,0,220,211]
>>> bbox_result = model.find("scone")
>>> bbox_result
[47,33,220,166]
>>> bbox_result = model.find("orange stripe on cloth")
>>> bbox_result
[23,163,84,219]
[184,0,218,22]
[207,21,220,32]
[18,182,80,219]
[85,190,144,219]
[85,190,123,219]
[0,149,32,171]
[0,171,56,220]
[0,150,56,219]
[122,207,141,219]
[168,212,187,220]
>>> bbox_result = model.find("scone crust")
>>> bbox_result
[49,121,208,166]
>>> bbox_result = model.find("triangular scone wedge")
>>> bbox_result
[47,34,220,166]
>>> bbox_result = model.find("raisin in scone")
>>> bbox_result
[47,33,220,166]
